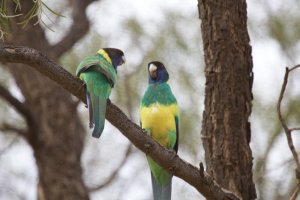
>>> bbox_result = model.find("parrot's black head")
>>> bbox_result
[102,48,126,69]
[148,61,169,84]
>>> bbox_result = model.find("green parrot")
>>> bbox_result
[76,48,125,138]
[140,61,179,200]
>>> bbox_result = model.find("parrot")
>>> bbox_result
[76,48,125,138]
[140,61,179,200]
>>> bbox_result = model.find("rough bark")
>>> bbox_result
[198,0,256,199]
[0,44,241,200]
[2,1,96,199]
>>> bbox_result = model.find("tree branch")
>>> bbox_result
[89,144,133,192]
[51,0,97,56]
[0,123,27,137]
[277,65,300,200]
[0,135,19,156]
[0,84,37,140]
[0,44,240,200]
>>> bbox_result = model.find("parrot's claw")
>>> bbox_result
[142,128,150,135]
[78,82,86,92]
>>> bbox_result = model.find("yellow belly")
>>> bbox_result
[140,103,178,147]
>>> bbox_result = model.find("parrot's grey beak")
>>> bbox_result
[121,55,126,64]
[149,64,157,79]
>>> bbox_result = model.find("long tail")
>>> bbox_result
[89,93,107,138]
[151,173,172,200]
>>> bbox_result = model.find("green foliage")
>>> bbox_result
[18,0,64,30]
[0,0,63,40]
[268,15,300,51]
[0,0,20,39]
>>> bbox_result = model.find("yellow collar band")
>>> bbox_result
[98,49,112,64]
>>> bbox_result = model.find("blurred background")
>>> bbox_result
[1,0,300,199]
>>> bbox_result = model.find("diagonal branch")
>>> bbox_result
[89,144,133,192]
[0,44,240,200]
[0,84,37,140]
[0,135,19,156]
[277,65,300,200]
[51,0,97,56]
[0,123,27,136]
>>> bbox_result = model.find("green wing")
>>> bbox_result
[76,53,116,138]
[76,54,117,87]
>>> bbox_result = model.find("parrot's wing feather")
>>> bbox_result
[76,55,117,87]
[151,173,172,200]
[76,63,96,75]
[76,56,99,76]
[97,66,115,87]
[97,56,117,87]
[174,115,179,153]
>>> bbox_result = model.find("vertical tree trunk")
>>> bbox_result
[198,0,256,199]
[6,1,89,199]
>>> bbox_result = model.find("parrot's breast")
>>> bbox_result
[140,103,178,147]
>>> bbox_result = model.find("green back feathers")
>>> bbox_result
[76,53,117,87]
[141,83,177,107]
[79,71,112,98]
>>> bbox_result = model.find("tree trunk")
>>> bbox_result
[6,1,89,199]
[198,0,256,199]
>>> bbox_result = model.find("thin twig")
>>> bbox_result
[88,144,133,192]
[0,84,38,142]
[277,65,300,200]
[290,127,300,132]
[277,67,300,168]
[290,184,300,200]
[0,123,27,136]
[289,64,300,72]
[0,136,19,156]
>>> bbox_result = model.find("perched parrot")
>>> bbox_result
[76,48,125,138]
[140,61,179,200]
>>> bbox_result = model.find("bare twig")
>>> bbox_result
[0,84,37,140]
[290,127,300,132]
[50,0,97,57]
[277,65,300,200]
[290,183,300,200]
[0,135,19,156]
[89,144,133,192]
[0,123,27,136]
[0,44,240,200]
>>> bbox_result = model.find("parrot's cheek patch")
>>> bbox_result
[150,71,157,79]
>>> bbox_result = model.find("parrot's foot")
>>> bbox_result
[78,82,86,92]
[141,128,150,135]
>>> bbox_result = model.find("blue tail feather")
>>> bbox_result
[151,173,172,200]
[91,95,107,138]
